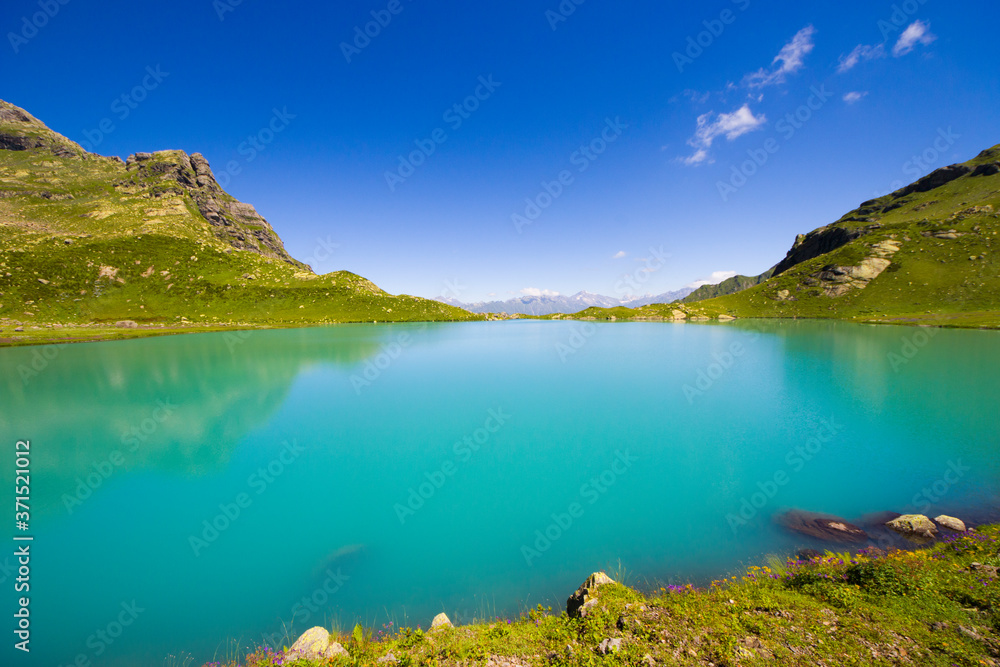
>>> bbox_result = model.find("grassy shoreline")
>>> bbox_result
[2,312,997,349]
[199,526,1000,667]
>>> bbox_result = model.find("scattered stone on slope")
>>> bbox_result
[568,572,616,617]
[430,613,453,630]
[285,627,348,661]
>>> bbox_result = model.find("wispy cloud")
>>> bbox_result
[612,250,627,259]
[837,44,886,73]
[686,271,738,289]
[843,91,867,104]
[745,26,816,88]
[893,20,936,57]
[520,287,560,297]
[682,105,767,165]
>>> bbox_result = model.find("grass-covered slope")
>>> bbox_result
[568,145,1000,328]
[0,100,477,344]
[211,526,1000,666]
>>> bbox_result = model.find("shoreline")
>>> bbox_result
[196,522,1000,666]
[1,312,998,349]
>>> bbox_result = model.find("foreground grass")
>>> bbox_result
[211,527,1000,666]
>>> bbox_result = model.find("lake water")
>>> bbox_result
[2,320,998,666]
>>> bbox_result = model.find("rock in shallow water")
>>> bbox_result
[934,515,967,532]
[886,514,938,541]
[778,510,869,544]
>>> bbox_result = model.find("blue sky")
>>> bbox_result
[3,0,999,302]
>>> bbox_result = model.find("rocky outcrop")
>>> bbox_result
[0,100,86,158]
[778,510,869,544]
[801,239,899,298]
[285,627,348,661]
[886,514,938,541]
[895,165,972,198]
[124,151,306,268]
[567,572,616,617]
[772,226,873,277]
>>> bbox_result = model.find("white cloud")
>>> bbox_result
[520,288,560,297]
[613,251,627,259]
[745,26,816,88]
[681,105,767,165]
[843,91,867,104]
[893,20,936,57]
[685,271,738,289]
[837,44,886,73]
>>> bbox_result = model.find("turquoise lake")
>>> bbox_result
[1,320,999,666]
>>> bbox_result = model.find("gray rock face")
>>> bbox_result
[123,150,306,269]
[567,572,616,617]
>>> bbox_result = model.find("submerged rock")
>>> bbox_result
[778,510,869,544]
[567,572,616,617]
[886,514,938,541]
[934,515,967,532]
[285,627,348,661]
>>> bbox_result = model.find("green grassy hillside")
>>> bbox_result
[557,145,1000,328]
[0,100,477,345]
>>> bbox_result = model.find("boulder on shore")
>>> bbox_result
[285,627,348,661]
[430,613,453,630]
[886,514,938,541]
[778,510,869,544]
[934,515,967,532]
[115,320,139,329]
[567,572,616,617]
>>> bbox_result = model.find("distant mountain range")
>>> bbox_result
[436,288,695,315]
